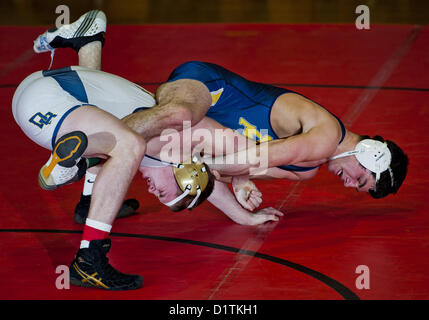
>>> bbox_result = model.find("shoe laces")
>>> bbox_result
[48,49,55,70]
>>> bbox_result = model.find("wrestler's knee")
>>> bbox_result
[157,79,211,125]
[166,103,194,126]
[109,129,146,169]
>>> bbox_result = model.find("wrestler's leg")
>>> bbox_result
[54,106,145,289]
[74,37,142,222]
[78,41,102,70]
[33,10,105,70]
[74,161,140,224]
[155,79,212,121]
[56,105,145,225]
[122,79,212,141]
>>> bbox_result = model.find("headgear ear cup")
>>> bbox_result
[173,161,209,196]
[330,139,394,188]
[139,155,211,209]
[354,139,392,183]
[169,158,209,208]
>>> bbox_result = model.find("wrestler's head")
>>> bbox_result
[140,157,215,211]
[327,135,408,198]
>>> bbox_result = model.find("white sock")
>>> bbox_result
[83,171,97,196]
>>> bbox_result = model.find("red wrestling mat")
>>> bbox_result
[0,24,428,300]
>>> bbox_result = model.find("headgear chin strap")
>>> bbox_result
[141,155,209,209]
[330,139,394,186]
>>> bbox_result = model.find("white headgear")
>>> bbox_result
[330,139,394,186]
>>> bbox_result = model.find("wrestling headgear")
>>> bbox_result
[141,155,210,209]
[330,139,394,187]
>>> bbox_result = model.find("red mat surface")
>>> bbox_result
[0,24,428,300]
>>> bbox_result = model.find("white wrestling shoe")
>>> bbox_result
[33,9,106,53]
[38,131,88,190]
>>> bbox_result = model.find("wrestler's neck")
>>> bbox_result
[331,130,361,157]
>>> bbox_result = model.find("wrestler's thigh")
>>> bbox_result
[56,105,141,157]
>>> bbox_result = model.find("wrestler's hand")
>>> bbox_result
[232,176,262,211]
[246,207,284,226]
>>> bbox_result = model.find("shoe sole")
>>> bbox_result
[70,277,143,291]
[70,277,111,290]
[74,198,140,225]
[118,199,140,218]
[39,131,88,190]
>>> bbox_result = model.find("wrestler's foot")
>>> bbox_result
[69,239,143,290]
[74,194,140,224]
[38,131,88,190]
[33,10,106,53]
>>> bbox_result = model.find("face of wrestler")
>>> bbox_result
[139,166,181,204]
[327,156,376,193]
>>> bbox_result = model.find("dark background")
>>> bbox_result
[1,0,428,25]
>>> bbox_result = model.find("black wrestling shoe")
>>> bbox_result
[33,10,106,53]
[74,194,140,224]
[69,239,143,290]
[38,131,88,190]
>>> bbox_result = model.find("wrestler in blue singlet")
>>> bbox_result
[167,61,345,172]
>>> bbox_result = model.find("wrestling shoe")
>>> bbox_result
[69,239,143,290]
[33,10,106,53]
[38,131,88,190]
[74,194,140,224]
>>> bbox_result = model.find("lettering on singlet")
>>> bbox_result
[29,112,57,129]
[210,88,224,106]
[238,117,273,143]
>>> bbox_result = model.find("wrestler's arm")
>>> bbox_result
[207,94,343,176]
[208,180,283,226]
[190,117,317,181]
[121,106,187,141]
[244,166,317,180]
[208,122,339,176]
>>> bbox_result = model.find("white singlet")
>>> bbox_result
[12,66,156,150]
